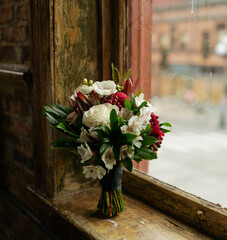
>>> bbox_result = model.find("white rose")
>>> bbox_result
[93,80,117,96]
[83,165,106,179]
[77,85,93,95]
[70,85,93,100]
[77,143,94,163]
[82,103,119,128]
[101,146,116,170]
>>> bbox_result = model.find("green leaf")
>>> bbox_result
[135,89,142,97]
[111,63,119,84]
[160,122,172,128]
[45,112,59,125]
[124,99,131,110]
[98,125,111,136]
[134,154,142,163]
[123,133,137,143]
[51,104,73,118]
[122,68,132,82]
[130,94,136,109]
[92,129,106,138]
[113,145,120,161]
[122,158,133,172]
[136,147,157,160]
[161,128,171,133]
[133,101,148,115]
[102,137,111,143]
[110,109,119,132]
[51,139,77,150]
[115,67,121,84]
[142,136,157,146]
[100,143,111,157]
[56,122,79,138]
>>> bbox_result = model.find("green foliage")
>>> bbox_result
[123,133,137,143]
[134,154,142,163]
[130,94,136,109]
[111,63,132,86]
[135,89,142,97]
[136,147,157,160]
[122,68,132,83]
[111,63,120,84]
[44,104,79,139]
[122,158,133,172]
[124,99,131,110]
[160,122,172,134]
[160,122,172,128]
[133,101,148,115]
[113,145,120,161]
[142,136,157,147]
[100,143,111,157]
[51,138,77,150]
[110,109,119,133]
[56,122,79,138]
[98,125,111,135]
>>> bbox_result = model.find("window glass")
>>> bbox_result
[128,0,227,207]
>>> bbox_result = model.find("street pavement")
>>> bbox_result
[148,97,227,208]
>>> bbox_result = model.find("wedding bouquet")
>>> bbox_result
[44,64,171,217]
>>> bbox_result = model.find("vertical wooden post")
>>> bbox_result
[128,0,152,173]
[101,0,127,79]
[30,0,56,197]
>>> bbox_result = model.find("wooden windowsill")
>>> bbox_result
[27,170,224,240]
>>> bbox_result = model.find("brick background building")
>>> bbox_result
[152,0,227,104]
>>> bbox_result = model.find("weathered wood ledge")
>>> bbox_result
[27,181,216,240]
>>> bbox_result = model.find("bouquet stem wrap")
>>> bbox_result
[97,165,124,217]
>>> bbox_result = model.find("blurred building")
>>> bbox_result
[152,0,227,104]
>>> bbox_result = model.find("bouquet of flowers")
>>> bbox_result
[44,64,171,217]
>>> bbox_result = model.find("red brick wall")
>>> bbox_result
[0,0,29,63]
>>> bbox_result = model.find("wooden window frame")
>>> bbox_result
[30,0,227,239]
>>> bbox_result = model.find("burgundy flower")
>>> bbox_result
[149,113,164,140]
[100,91,129,110]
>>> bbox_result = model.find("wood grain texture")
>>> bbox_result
[53,0,100,194]
[30,0,56,197]
[123,170,227,240]
[30,0,100,197]
[28,185,213,240]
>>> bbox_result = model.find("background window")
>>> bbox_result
[128,0,227,207]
